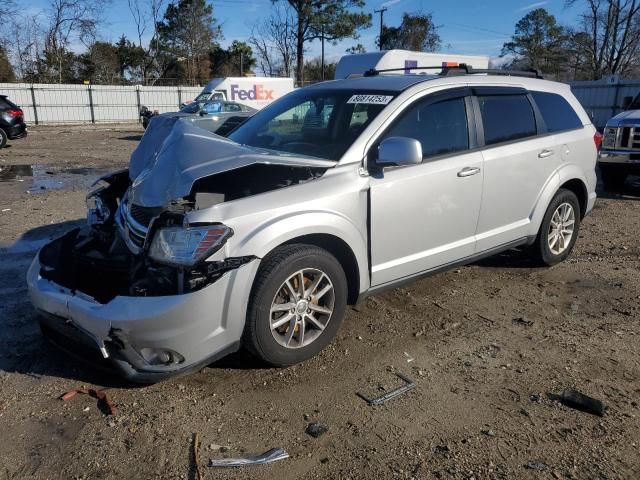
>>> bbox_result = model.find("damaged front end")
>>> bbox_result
[41,169,252,303]
[29,117,334,382]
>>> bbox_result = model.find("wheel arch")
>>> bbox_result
[558,178,588,219]
[281,233,361,305]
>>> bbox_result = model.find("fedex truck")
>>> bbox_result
[193,77,295,110]
[334,50,490,79]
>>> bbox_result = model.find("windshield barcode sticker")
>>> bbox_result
[347,94,393,105]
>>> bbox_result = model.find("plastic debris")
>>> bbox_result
[60,387,117,416]
[549,389,605,417]
[208,448,289,467]
[305,422,329,438]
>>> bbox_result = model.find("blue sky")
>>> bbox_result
[24,0,584,62]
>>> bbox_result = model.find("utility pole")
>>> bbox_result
[374,7,388,51]
[321,23,325,81]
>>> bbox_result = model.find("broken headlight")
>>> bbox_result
[148,224,232,267]
[86,191,111,226]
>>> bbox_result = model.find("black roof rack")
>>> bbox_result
[363,63,543,79]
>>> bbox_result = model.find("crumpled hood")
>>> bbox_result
[129,116,335,207]
[607,109,640,127]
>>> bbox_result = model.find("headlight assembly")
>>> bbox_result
[149,224,232,266]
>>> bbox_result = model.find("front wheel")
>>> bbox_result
[530,189,581,266]
[243,244,348,367]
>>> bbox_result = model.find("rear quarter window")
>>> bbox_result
[478,94,537,146]
[531,91,583,132]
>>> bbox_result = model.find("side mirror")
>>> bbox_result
[377,137,423,166]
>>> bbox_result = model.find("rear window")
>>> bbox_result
[531,91,582,132]
[478,95,537,146]
[0,97,16,109]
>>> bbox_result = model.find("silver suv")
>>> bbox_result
[28,67,598,382]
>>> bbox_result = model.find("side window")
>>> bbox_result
[381,96,469,159]
[478,94,536,145]
[531,91,582,132]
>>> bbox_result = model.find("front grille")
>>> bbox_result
[129,204,162,228]
[607,126,640,150]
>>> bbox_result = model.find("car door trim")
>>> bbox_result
[357,236,534,303]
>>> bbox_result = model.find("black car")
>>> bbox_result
[0,95,27,148]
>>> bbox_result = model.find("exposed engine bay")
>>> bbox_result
[39,162,327,304]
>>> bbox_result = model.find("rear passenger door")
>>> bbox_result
[473,87,561,251]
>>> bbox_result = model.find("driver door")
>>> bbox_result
[369,89,483,286]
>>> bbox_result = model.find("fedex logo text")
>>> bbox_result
[230,84,274,101]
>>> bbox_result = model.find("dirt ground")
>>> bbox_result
[0,125,639,480]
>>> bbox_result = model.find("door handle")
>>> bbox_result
[457,167,481,177]
[538,149,555,158]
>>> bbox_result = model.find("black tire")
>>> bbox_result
[0,129,7,148]
[599,165,627,191]
[243,244,347,367]
[530,189,581,266]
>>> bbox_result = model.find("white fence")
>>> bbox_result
[2,78,640,127]
[0,83,203,124]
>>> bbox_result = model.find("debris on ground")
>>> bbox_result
[208,448,289,467]
[524,462,548,471]
[513,316,534,326]
[305,422,329,438]
[356,372,416,406]
[548,389,605,417]
[193,433,203,480]
[60,387,117,416]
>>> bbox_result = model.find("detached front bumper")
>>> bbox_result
[27,246,259,383]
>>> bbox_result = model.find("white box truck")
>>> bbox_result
[192,77,295,110]
[335,50,490,79]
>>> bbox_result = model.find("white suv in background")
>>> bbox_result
[29,66,598,382]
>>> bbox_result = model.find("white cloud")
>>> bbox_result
[517,1,548,12]
[380,0,402,8]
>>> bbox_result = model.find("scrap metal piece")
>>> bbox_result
[548,389,605,417]
[208,448,289,467]
[356,372,416,406]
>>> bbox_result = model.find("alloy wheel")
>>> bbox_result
[269,268,335,349]
[547,202,575,255]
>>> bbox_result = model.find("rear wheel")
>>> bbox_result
[530,189,581,266]
[0,129,7,148]
[599,164,627,191]
[243,244,347,367]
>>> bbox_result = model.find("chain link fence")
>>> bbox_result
[0,83,204,125]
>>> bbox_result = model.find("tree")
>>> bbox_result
[250,4,297,77]
[43,0,109,83]
[78,41,120,84]
[501,8,567,75]
[566,0,640,79]
[346,43,366,54]
[209,41,256,77]
[0,46,16,82]
[156,0,221,84]
[127,0,167,82]
[303,56,336,81]
[274,0,371,83]
[379,13,440,51]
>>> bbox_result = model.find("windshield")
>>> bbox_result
[228,89,396,160]
[629,93,640,110]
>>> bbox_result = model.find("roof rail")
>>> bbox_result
[363,63,543,79]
